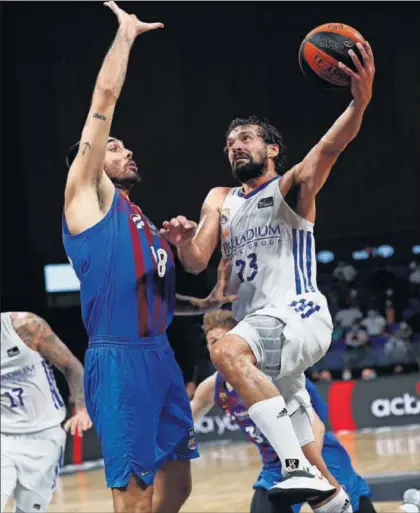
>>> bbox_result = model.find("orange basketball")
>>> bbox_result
[298,23,366,87]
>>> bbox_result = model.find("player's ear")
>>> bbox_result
[267,144,279,159]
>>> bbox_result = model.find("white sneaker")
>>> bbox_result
[401,489,420,512]
[268,465,336,506]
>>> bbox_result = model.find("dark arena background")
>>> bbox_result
[1,2,420,512]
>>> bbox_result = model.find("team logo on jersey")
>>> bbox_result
[7,346,20,357]
[130,213,145,229]
[188,428,197,450]
[257,196,274,209]
[221,208,230,225]
[219,391,228,405]
[222,223,281,257]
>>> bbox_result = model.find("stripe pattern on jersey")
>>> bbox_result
[41,360,64,410]
[292,229,316,295]
[127,200,175,337]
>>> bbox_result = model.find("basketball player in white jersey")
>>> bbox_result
[1,312,92,513]
[161,41,375,508]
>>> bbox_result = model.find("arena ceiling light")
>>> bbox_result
[375,245,394,258]
[316,250,335,264]
[352,250,370,260]
[412,245,420,255]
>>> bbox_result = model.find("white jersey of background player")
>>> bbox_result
[1,312,91,513]
[161,40,375,509]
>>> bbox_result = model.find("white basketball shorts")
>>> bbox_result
[228,294,333,415]
[1,425,66,513]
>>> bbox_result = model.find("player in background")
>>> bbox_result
[62,3,232,513]
[1,311,91,513]
[161,40,375,507]
[191,311,377,513]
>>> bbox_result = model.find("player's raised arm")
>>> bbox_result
[190,373,217,422]
[161,187,230,274]
[10,312,92,435]
[65,2,163,235]
[282,41,375,222]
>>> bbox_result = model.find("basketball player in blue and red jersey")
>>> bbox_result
[62,3,235,513]
[191,311,376,513]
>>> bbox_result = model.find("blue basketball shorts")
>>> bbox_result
[84,334,199,488]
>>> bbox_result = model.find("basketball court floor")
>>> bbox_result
[6,425,420,512]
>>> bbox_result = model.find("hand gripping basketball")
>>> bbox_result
[338,41,375,107]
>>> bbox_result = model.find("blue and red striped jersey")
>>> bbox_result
[62,189,176,338]
[214,373,279,469]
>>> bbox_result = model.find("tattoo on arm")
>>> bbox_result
[92,112,106,121]
[82,142,91,155]
[175,294,202,316]
[11,313,86,409]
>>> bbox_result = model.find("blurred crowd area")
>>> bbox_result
[184,256,420,396]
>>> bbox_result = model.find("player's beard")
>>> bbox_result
[231,153,268,183]
[106,168,142,192]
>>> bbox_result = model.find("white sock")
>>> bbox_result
[248,396,311,473]
[312,487,352,513]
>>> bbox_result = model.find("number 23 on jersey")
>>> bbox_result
[235,253,258,283]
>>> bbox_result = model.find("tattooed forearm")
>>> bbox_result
[11,312,86,409]
[175,294,203,316]
[92,113,106,121]
[82,142,91,155]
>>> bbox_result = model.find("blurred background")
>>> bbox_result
[1,1,419,419]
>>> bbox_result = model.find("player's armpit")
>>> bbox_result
[64,102,116,235]
[177,187,230,274]
[280,148,337,222]
[190,373,217,422]
[11,312,86,410]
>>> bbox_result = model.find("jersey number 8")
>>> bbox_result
[151,247,168,278]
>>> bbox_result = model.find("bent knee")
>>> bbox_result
[209,335,255,369]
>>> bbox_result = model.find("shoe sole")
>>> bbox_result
[268,485,336,506]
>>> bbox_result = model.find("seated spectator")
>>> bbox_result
[384,335,410,365]
[361,368,377,380]
[409,260,420,285]
[335,302,363,329]
[342,319,373,380]
[319,370,333,382]
[333,261,357,283]
[395,321,413,342]
[361,309,387,336]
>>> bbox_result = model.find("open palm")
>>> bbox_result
[104,1,163,38]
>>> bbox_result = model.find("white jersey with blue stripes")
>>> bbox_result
[1,312,66,434]
[220,176,328,321]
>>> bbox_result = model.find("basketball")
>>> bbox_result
[299,23,366,87]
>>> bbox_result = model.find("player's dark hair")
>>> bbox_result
[226,116,287,174]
